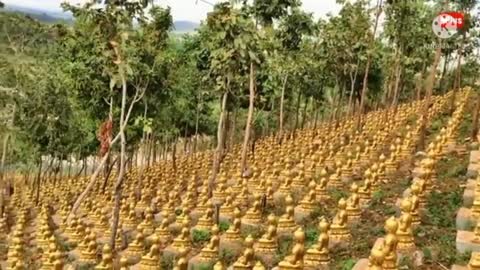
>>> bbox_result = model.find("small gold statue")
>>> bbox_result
[304,217,330,267]
[381,217,399,270]
[329,198,351,242]
[396,199,415,252]
[223,207,242,242]
[278,227,305,270]
[346,183,361,221]
[254,214,278,255]
[277,194,297,234]
[232,235,256,269]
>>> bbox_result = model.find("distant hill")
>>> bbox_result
[3,4,199,33]
[173,20,200,33]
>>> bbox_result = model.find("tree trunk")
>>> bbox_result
[209,91,228,195]
[83,158,87,178]
[348,63,359,115]
[472,95,480,141]
[418,41,443,150]
[172,137,178,173]
[0,133,8,217]
[451,34,466,111]
[75,159,86,178]
[110,69,128,250]
[241,63,255,174]
[416,62,427,101]
[102,156,117,194]
[301,97,310,129]
[358,0,383,129]
[35,159,43,206]
[193,101,200,155]
[440,52,450,92]
[293,91,302,137]
[278,74,288,144]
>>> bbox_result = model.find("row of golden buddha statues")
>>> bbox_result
[0,88,475,269]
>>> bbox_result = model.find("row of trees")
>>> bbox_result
[0,0,479,247]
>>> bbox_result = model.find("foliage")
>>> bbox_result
[192,229,211,244]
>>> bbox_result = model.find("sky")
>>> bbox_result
[3,0,343,22]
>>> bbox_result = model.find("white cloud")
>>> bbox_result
[3,0,342,22]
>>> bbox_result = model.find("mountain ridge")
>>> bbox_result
[2,4,199,32]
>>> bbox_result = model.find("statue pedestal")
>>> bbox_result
[456,207,475,230]
[463,180,476,207]
[456,230,480,253]
[118,250,141,266]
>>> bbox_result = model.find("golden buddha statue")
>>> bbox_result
[409,184,421,226]
[69,220,86,245]
[176,207,192,226]
[327,163,343,188]
[242,194,262,225]
[396,198,415,252]
[382,217,399,270]
[254,214,278,255]
[123,205,138,230]
[171,218,192,250]
[95,244,113,270]
[155,216,172,243]
[236,185,250,208]
[125,227,145,259]
[64,216,78,237]
[265,181,275,205]
[80,234,98,264]
[315,169,330,201]
[291,170,305,188]
[6,237,23,269]
[139,235,161,269]
[277,174,293,197]
[212,175,229,203]
[358,177,372,205]
[298,181,317,213]
[329,198,351,242]
[172,247,189,270]
[277,195,297,234]
[95,209,110,234]
[196,207,215,231]
[278,227,305,270]
[77,227,96,257]
[213,261,226,270]
[346,183,361,222]
[367,246,385,270]
[40,242,57,269]
[253,261,266,270]
[138,207,155,235]
[342,154,354,180]
[198,224,220,261]
[232,235,255,269]
[304,218,330,267]
[220,195,235,218]
[224,207,242,242]
[384,152,397,175]
[119,257,130,270]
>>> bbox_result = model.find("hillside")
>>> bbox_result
[2,3,199,32]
